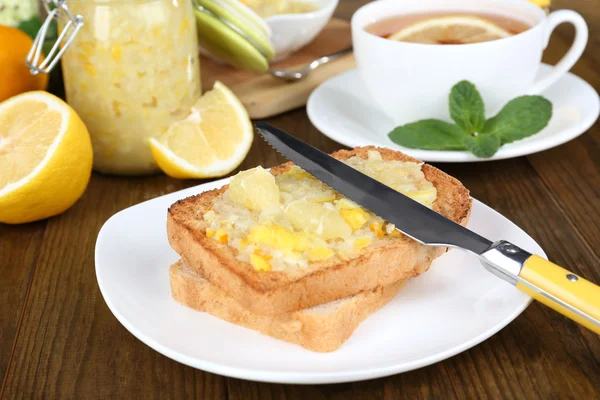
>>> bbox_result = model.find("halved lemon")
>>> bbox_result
[0,91,93,224]
[149,81,253,179]
[389,16,511,45]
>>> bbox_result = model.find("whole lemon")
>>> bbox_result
[0,25,49,102]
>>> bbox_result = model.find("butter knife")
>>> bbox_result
[256,121,600,334]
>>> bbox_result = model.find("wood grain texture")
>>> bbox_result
[1,0,599,398]
[532,35,600,262]
[0,222,46,388]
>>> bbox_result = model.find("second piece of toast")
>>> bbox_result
[170,259,411,352]
[168,147,472,315]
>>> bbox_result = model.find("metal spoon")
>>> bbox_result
[268,47,353,81]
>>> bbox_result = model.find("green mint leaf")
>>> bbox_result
[388,119,467,150]
[483,96,552,144]
[449,80,486,133]
[46,19,59,40]
[18,17,43,40]
[462,133,501,158]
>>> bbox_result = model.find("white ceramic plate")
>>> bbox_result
[96,179,544,384]
[307,64,600,162]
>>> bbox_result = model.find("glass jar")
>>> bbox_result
[34,0,201,175]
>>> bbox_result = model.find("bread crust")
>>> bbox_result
[170,259,409,352]
[167,146,472,315]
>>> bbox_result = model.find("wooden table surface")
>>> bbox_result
[1,1,599,398]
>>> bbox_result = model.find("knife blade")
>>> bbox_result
[256,121,491,255]
[255,121,600,334]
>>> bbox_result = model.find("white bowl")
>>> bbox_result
[266,0,339,61]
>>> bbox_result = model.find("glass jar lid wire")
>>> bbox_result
[26,0,84,75]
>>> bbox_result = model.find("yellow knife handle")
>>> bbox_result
[517,255,600,334]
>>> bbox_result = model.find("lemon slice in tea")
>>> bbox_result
[389,16,511,44]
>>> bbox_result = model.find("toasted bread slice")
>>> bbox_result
[168,147,471,315]
[170,259,408,352]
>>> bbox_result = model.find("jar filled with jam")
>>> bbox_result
[29,0,202,175]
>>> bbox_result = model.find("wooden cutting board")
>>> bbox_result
[201,18,355,119]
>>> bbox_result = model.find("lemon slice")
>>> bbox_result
[389,16,511,44]
[0,91,93,224]
[149,81,253,179]
[228,166,280,211]
[528,0,550,7]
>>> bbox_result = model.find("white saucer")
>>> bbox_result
[96,179,544,384]
[307,64,599,162]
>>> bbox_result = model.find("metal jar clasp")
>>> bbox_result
[26,0,84,75]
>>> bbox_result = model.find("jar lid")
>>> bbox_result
[195,0,275,73]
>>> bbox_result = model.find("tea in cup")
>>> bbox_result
[351,0,588,124]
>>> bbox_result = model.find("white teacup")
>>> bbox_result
[351,0,588,125]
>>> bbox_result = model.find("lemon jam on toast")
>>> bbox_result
[203,150,436,271]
